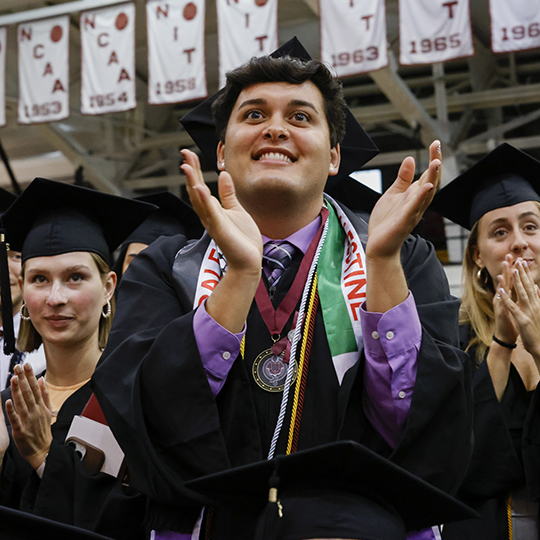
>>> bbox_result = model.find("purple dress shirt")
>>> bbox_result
[156,215,432,540]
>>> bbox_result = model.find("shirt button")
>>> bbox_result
[398,391,406,399]
[386,331,395,340]
[371,331,379,340]
[222,351,231,360]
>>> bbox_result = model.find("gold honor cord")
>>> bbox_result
[239,273,320,456]
[507,494,513,540]
[286,272,318,455]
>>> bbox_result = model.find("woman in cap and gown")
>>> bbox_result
[432,143,540,539]
[0,178,155,539]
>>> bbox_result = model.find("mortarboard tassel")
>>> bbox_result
[254,458,284,540]
[0,228,15,354]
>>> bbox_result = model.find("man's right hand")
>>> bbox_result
[182,149,262,333]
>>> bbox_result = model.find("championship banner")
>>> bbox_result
[147,0,207,105]
[18,16,69,124]
[216,0,278,88]
[320,0,388,77]
[399,0,473,65]
[0,28,6,127]
[80,3,136,115]
[490,0,540,53]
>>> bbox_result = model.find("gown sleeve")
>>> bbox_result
[0,385,147,540]
[92,235,231,516]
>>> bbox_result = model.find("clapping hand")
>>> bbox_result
[5,363,53,471]
[498,257,540,360]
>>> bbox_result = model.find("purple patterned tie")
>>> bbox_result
[263,241,297,286]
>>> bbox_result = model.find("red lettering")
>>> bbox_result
[108,51,118,65]
[42,62,53,76]
[344,269,365,282]
[346,278,367,301]
[184,48,195,63]
[20,28,32,42]
[345,242,359,265]
[98,33,109,47]
[345,253,363,273]
[118,68,131,82]
[204,269,220,279]
[208,248,220,264]
[198,294,209,306]
[201,279,219,291]
[255,35,267,51]
[350,302,362,321]
[442,1,458,19]
[83,15,95,29]
[33,44,44,59]
[156,4,169,18]
[52,79,65,93]
[361,14,373,31]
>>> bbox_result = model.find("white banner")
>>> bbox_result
[18,16,69,124]
[80,3,136,115]
[490,0,540,53]
[0,28,6,127]
[216,0,278,88]
[399,0,473,65]
[320,0,388,77]
[147,0,207,104]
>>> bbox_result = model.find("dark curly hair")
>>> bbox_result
[212,55,346,148]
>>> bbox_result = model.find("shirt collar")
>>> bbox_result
[261,213,322,255]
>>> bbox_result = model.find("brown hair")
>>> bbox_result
[212,55,347,148]
[17,252,116,352]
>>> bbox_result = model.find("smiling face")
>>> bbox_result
[474,201,540,285]
[21,251,115,350]
[216,81,340,227]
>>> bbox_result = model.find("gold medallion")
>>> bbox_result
[252,348,298,392]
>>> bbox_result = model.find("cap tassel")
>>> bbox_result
[0,230,16,354]
[255,460,283,540]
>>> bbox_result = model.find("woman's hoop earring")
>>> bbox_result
[20,302,31,321]
[102,300,112,319]
[476,267,489,287]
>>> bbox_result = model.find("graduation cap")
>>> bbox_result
[123,191,203,245]
[0,504,114,540]
[431,143,540,230]
[2,178,157,266]
[180,37,380,212]
[113,191,203,277]
[186,440,478,540]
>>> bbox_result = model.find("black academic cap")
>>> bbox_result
[0,186,16,213]
[186,440,478,539]
[180,37,379,192]
[2,178,157,265]
[123,191,203,245]
[0,504,114,540]
[431,143,540,230]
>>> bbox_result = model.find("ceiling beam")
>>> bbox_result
[368,52,446,146]
[32,123,121,194]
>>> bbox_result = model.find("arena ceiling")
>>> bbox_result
[0,0,539,199]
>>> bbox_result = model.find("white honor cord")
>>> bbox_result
[267,216,330,460]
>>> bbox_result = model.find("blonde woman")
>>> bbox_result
[433,143,540,540]
[0,178,154,539]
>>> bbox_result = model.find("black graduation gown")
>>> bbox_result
[0,380,147,540]
[443,331,536,540]
[92,204,473,536]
